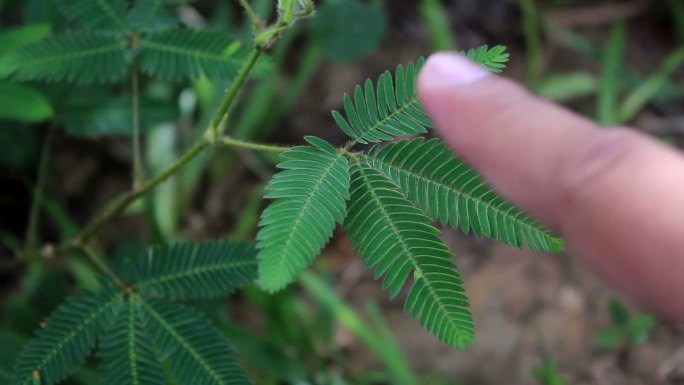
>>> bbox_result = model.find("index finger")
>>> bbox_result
[418,52,684,321]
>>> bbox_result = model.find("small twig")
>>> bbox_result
[24,125,56,253]
[77,139,211,244]
[238,0,265,32]
[209,48,264,137]
[81,245,129,291]
[131,53,144,188]
[218,136,289,153]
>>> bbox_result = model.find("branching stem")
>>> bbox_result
[238,0,265,32]
[81,245,129,291]
[218,137,289,153]
[210,48,263,138]
[77,139,211,245]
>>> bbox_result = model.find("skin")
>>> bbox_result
[417,52,684,322]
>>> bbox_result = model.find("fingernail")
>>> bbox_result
[421,52,489,86]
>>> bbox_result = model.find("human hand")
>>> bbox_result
[418,53,684,322]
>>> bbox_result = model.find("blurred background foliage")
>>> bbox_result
[0,0,682,384]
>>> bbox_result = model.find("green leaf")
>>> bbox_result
[139,29,255,81]
[5,32,128,84]
[98,297,166,385]
[0,333,24,384]
[365,138,564,252]
[257,136,350,292]
[127,0,179,32]
[12,285,124,385]
[0,81,53,122]
[55,0,129,34]
[344,161,474,348]
[0,24,51,77]
[311,0,387,62]
[130,239,257,299]
[532,360,566,385]
[629,313,655,344]
[139,299,252,385]
[332,58,430,144]
[463,44,510,73]
[333,46,509,144]
[594,328,624,348]
[608,298,630,327]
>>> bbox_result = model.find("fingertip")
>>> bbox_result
[418,52,490,91]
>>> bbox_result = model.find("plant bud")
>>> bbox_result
[295,0,315,17]
[277,0,296,24]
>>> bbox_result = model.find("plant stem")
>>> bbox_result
[131,58,143,187]
[129,31,144,187]
[218,136,289,153]
[81,245,129,291]
[519,0,542,91]
[598,22,626,125]
[238,0,265,31]
[77,139,211,244]
[419,0,457,50]
[210,48,263,137]
[618,45,684,123]
[24,125,55,253]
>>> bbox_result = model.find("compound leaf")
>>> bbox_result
[4,32,128,84]
[139,29,253,81]
[257,136,350,292]
[365,138,564,252]
[12,285,124,385]
[464,44,509,73]
[344,162,474,348]
[333,45,509,144]
[98,297,166,385]
[332,58,430,144]
[139,299,252,385]
[55,0,129,34]
[127,0,179,32]
[0,24,51,77]
[130,240,257,300]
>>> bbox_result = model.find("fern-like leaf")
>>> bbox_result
[332,58,430,144]
[56,0,129,34]
[99,297,166,385]
[5,32,128,84]
[139,29,253,81]
[333,45,509,144]
[344,162,474,348]
[12,285,124,385]
[257,136,350,292]
[130,240,257,299]
[128,0,179,32]
[139,299,252,385]
[365,138,564,252]
[464,44,509,73]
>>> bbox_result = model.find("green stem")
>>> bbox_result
[81,245,129,291]
[618,45,684,123]
[419,0,457,50]
[77,139,211,244]
[132,60,143,186]
[519,0,542,91]
[25,125,55,253]
[598,22,626,126]
[219,136,289,153]
[238,0,265,31]
[210,48,263,137]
